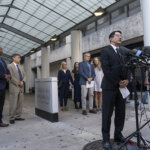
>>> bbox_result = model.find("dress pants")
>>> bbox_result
[102,89,126,142]
[81,85,94,110]
[59,84,69,107]
[9,91,24,120]
[0,89,5,123]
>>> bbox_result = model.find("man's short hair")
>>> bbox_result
[12,53,21,58]
[84,53,91,57]
[109,30,122,39]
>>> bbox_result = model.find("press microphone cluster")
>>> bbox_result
[119,46,143,58]
[119,46,150,64]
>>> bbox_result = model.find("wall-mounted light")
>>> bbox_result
[50,35,58,41]
[94,7,105,17]
[30,48,35,53]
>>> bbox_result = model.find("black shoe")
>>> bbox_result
[74,102,79,109]
[15,118,25,121]
[114,135,126,143]
[103,142,112,150]
[79,102,82,109]
[89,109,97,114]
[82,110,87,115]
[9,120,15,124]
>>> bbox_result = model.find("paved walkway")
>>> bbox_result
[0,93,150,150]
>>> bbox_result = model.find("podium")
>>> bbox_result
[35,77,58,122]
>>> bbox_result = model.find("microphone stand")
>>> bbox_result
[118,64,150,150]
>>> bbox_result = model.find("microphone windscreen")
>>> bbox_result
[119,46,131,56]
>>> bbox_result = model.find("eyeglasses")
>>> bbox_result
[114,34,122,38]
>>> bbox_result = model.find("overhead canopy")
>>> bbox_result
[0,0,116,56]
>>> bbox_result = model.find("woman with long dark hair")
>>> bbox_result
[72,62,81,109]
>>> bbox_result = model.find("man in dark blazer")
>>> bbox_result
[79,53,96,115]
[0,47,10,127]
[100,31,129,150]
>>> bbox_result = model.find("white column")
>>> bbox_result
[71,30,83,68]
[24,56,31,93]
[41,46,50,78]
[47,45,51,76]
[71,30,83,100]
[66,57,71,71]
[37,66,41,79]
[141,0,150,46]
[141,0,150,110]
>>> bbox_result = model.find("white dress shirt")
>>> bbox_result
[13,62,19,70]
[63,69,66,73]
[111,44,119,53]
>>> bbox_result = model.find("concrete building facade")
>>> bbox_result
[25,0,143,92]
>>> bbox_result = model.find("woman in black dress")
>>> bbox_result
[72,62,81,109]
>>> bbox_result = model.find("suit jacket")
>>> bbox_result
[8,63,26,93]
[0,59,10,90]
[100,45,129,90]
[79,61,96,85]
[58,69,74,87]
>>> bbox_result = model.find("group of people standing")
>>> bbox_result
[0,47,25,127]
[1,30,130,150]
[58,30,130,150]
[57,53,104,115]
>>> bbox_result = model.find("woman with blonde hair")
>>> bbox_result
[58,61,74,111]
[93,57,104,111]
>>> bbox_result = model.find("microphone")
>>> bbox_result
[119,46,143,58]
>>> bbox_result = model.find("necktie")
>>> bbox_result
[87,63,91,77]
[116,48,121,58]
[0,59,7,73]
[16,65,23,81]
[116,48,123,65]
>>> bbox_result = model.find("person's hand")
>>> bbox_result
[71,85,74,88]
[5,74,10,82]
[20,81,24,87]
[119,80,129,88]
[119,81,125,88]
[88,78,92,84]
[123,80,129,87]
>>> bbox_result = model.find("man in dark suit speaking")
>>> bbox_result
[100,31,129,150]
[0,47,10,127]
